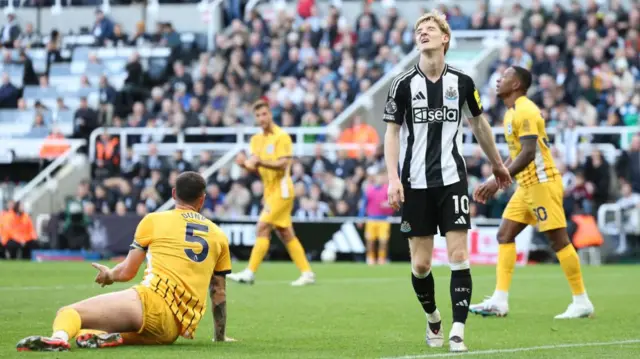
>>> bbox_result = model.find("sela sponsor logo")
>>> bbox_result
[413,107,459,123]
[323,222,366,254]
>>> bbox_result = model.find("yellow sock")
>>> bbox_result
[496,243,517,292]
[247,237,270,272]
[285,237,312,272]
[377,242,387,262]
[52,307,82,340]
[556,244,586,295]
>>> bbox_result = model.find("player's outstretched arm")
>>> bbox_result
[209,274,231,342]
[507,137,536,177]
[91,248,145,287]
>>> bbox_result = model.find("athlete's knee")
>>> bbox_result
[414,261,431,275]
[448,248,468,264]
[256,222,272,237]
[275,227,295,243]
[497,226,515,245]
[545,228,570,252]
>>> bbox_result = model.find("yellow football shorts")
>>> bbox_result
[122,285,181,345]
[503,180,566,232]
[365,221,391,241]
[259,195,294,228]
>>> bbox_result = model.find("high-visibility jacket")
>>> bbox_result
[571,214,604,249]
[95,136,120,166]
[0,210,37,245]
[39,134,70,159]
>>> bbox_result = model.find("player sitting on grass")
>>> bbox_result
[470,66,594,319]
[16,171,235,352]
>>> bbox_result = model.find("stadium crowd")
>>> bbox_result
[1,1,640,256]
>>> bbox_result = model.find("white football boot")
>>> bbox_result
[448,322,468,353]
[227,269,255,285]
[291,272,316,286]
[469,295,509,317]
[554,300,595,319]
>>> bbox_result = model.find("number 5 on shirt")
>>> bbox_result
[185,223,209,263]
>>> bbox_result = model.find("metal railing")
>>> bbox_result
[89,125,635,165]
[12,139,86,203]
[89,126,339,165]
[597,203,627,255]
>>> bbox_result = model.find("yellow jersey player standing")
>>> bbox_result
[229,100,315,286]
[16,172,235,352]
[469,66,594,319]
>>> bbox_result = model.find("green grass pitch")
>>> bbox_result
[1,261,639,358]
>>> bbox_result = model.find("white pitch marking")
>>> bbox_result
[380,339,640,359]
[0,271,628,292]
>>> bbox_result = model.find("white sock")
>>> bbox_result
[493,290,509,303]
[426,309,441,323]
[573,293,590,305]
[51,331,69,342]
[450,322,465,340]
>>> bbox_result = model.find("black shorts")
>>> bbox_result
[400,179,471,237]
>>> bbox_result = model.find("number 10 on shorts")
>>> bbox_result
[452,195,470,214]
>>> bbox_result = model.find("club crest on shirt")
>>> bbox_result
[507,123,513,135]
[266,144,275,154]
[445,86,458,101]
[400,221,412,233]
[385,99,397,114]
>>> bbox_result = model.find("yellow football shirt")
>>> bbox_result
[503,96,560,188]
[250,125,294,199]
[130,209,232,339]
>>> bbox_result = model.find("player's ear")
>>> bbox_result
[172,188,177,201]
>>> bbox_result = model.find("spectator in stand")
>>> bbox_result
[0,201,39,260]
[1,10,21,48]
[92,9,114,46]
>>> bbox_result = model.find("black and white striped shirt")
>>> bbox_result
[383,64,484,189]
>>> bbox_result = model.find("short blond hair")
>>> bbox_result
[414,10,452,54]
[252,99,269,112]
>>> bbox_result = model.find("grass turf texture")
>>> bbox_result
[1,261,639,358]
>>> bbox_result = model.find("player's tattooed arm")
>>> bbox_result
[209,275,227,341]
[468,115,503,167]
[508,137,536,177]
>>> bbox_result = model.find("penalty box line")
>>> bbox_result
[380,339,640,359]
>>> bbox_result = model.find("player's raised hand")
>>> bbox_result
[235,152,247,166]
[245,155,259,171]
[387,177,404,211]
[492,163,512,189]
[91,263,114,287]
